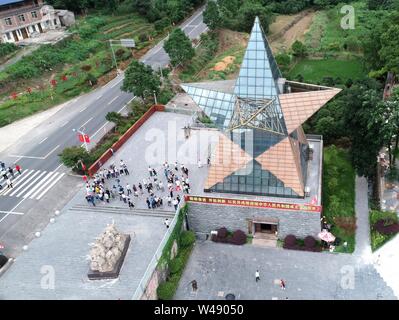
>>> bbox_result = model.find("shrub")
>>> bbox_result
[0,43,17,58]
[169,256,184,274]
[304,236,316,248]
[86,73,97,86]
[217,227,228,238]
[284,235,297,247]
[230,230,246,245]
[157,280,176,300]
[180,231,195,248]
[374,219,399,235]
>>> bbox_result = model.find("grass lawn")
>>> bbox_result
[287,59,365,84]
[369,210,399,251]
[322,145,356,253]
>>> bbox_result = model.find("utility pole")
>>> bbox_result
[109,40,120,75]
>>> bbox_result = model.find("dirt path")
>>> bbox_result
[269,10,316,53]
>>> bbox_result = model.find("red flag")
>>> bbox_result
[83,175,87,182]
[78,134,84,142]
[81,163,86,170]
[11,92,17,99]
[84,135,90,143]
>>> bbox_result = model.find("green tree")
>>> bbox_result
[105,111,124,127]
[164,28,195,67]
[236,1,272,33]
[275,53,291,67]
[59,146,91,170]
[203,1,222,30]
[379,24,399,74]
[291,40,307,57]
[122,60,161,100]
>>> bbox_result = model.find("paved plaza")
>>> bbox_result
[0,110,216,299]
[174,241,396,300]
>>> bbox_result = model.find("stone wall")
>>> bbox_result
[187,202,321,240]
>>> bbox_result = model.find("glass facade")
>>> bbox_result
[207,160,298,197]
[179,17,327,199]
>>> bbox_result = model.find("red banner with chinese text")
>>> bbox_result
[184,195,322,213]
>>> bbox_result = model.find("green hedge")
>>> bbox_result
[156,205,196,300]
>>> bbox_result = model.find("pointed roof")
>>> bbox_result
[234,17,282,100]
[279,89,341,134]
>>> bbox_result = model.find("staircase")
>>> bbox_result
[69,204,176,219]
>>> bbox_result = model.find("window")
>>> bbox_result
[6,32,11,40]
[31,11,38,19]
[4,18,12,26]
[18,14,25,22]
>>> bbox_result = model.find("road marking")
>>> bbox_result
[0,170,32,191]
[36,173,65,200]
[79,105,88,113]
[91,121,110,139]
[118,96,136,113]
[54,163,64,172]
[95,94,103,100]
[8,155,44,160]
[2,171,40,196]
[39,137,48,144]
[0,210,24,215]
[81,117,93,128]
[24,171,57,199]
[108,96,119,105]
[60,120,69,127]
[111,79,122,88]
[0,198,25,223]
[15,171,47,197]
[43,145,60,159]
[13,156,23,164]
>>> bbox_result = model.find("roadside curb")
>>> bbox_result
[0,258,14,278]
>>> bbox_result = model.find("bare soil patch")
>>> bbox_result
[269,10,316,53]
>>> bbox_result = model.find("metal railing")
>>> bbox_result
[131,203,182,300]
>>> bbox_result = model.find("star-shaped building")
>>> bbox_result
[181,17,341,198]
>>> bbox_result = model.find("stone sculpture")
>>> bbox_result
[89,223,128,273]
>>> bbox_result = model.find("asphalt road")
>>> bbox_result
[0,7,208,237]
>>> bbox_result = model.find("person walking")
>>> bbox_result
[146,197,151,209]
[198,159,202,168]
[255,270,260,282]
[15,164,21,175]
[148,166,153,177]
[191,280,198,292]
[128,198,134,209]
[164,218,170,229]
[172,198,179,211]
[104,192,110,203]
[280,279,286,290]
[167,196,172,207]
[6,178,13,189]
[126,183,132,196]
[8,167,14,178]
[138,183,143,194]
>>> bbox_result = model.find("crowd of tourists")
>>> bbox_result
[84,159,193,211]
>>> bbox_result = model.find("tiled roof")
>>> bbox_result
[255,137,304,196]
[279,89,341,134]
[205,133,252,189]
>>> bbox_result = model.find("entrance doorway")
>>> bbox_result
[254,222,277,235]
[12,30,18,42]
[251,219,278,247]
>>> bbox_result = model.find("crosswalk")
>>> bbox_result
[0,169,65,200]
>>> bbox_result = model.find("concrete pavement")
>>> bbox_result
[0,6,208,257]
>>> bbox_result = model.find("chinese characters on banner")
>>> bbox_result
[184,196,322,213]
